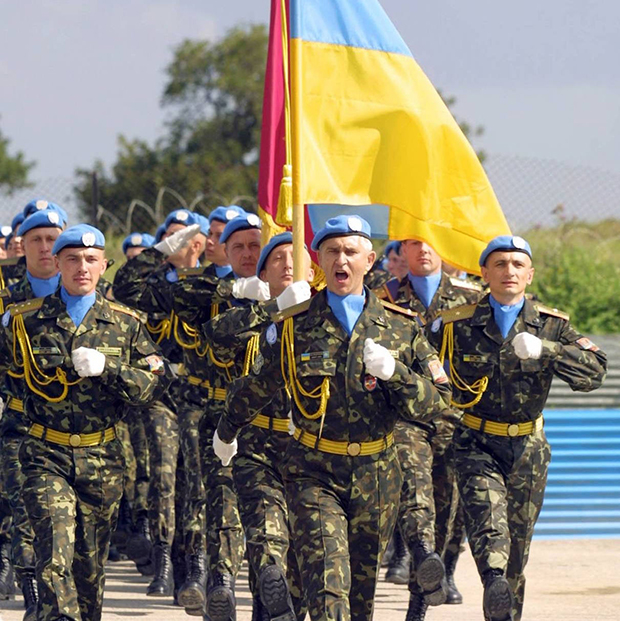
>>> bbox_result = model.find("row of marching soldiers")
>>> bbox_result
[0,200,607,621]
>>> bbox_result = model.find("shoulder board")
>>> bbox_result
[380,300,420,320]
[373,285,388,300]
[440,304,477,324]
[270,298,312,323]
[9,297,44,316]
[0,288,11,299]
[178,267,205,280]
[108,301,143,321]
[534,304,569,321]
[0,258,20,267]
[449,277,482,292]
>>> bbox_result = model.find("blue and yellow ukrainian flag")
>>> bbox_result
[289,0,510,274]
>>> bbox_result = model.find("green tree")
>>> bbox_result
[0,122,35,193]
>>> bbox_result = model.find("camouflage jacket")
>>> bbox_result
[0,256,27,290]
[432,294,607,423]
[0,291,170,433]
[219,288,452,443]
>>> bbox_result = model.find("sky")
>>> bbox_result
[1,0,619,190]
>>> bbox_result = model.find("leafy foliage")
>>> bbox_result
[0,122,35,193]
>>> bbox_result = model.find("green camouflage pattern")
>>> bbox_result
[0,256,27,290]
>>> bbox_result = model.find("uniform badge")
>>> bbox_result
[347,216,362,232]
[48,212,60,225]
[82,232,96,247]
[2,310,10,327]
[225,209,239,221]
[176,211,189,221]
[145,354,165,375]
[364,374,377,391]
[431,317,442,333]
[512,236,527,249]
[428,359,449,384]
[266,323,277,345]
[252,352,264,374]
[576,337,600,352]
[246,213,261,227]
[131,234,142,245]
[1,225,12,237]
[35,199,49,211]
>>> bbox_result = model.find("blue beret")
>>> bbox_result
[0,225,12,238]
[479,235,532,267]
[164,209,197,230]
[52,224,105,255]
[194,214,211,237]
[208,205,247,225]
[384,240,402,257]
[122,232,155,255]
[220,213,262,244]
[11,213,25,232]
[18,209,66,236]
[4,232,14,248]
[154,224,166,243]
[22,199,68,224]
[256,232,293,276]
[311,215,372,251]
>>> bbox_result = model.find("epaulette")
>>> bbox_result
[178,267,205,280]
[9,297,44,316]
[373,286,388,300]
[380,299,420,321]
[449,277,483,292]
[108,301,143,321]
[270,298,312,323]
[440,304,477,324]
[0,258,20,267]
[534,303,569,321]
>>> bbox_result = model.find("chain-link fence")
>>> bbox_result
[1,153,619,239]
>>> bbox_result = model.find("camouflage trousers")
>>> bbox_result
[233,424,305,619]
[0,433,36,582]
[19,435,124,621]
[126,413,150,520]
[284,441,401,621]
[453,425,551,621]
[200,411,245,577]
[143,400,179,546]
[177,402,206,553]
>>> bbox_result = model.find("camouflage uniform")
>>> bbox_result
[379,273,482,597]
[434,295,607,620]
[225,289,451,621]
[0,291,169,621]
[0,256,27,289]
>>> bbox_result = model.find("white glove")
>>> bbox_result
[154,224,201,256]
[363,338,396,381]
[512,332,543,360]
[213,429,238,467]
[72,347,106,377]
[232,276,271,301]
[276,281,311,311]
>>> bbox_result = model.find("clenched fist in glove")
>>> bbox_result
[213,429,238,467]
[276,281,311,311]
[72,347,106,377]
[154,224,201,257]
[363,338,396,381]
[512,332,543,360]
[232,276,271,301]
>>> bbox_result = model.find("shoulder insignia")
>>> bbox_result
[108,300,143,321]
[380,299,420,320]
[9,297,44,316]
[449,277,482,292]
[373,285,389,300]
[441,304,477,324]
[270,298,312,323]
[178,267,205,280]
[534,304,569,321]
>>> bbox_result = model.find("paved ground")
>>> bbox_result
[1,538,619,620]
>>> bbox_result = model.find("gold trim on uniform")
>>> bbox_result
[293,427,394,456]
[462,413,543,437]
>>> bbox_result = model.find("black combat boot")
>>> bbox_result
[482,569,514,621]
[443,549,463,604]
[259,565,296,621]
[126,514,152,566]
[0,541,15,600]
[405,591,428,621]
[381,531,396,567]
[251,594,270,621]
[413,543,447,607]
[147,544,174,597]
[205,571,236,621]
[384,527,410,584]
[178,552,207,616]
[21,572,38,621]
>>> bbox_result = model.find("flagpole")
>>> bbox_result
[292,202,304,281]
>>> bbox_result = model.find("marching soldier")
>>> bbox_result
[432,235,607,621]
[0,224,170,621]
[219,215,452,621]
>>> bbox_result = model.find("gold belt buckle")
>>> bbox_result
[347,442,361,457]
[507,424,520,437]
[69,434,82,448]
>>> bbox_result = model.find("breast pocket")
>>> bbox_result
[295,358,337,392]
[457,360,494,381]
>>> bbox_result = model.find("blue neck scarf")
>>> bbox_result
[489,295,525,338]
[215,264,233,278]
[27,272,60,298]
[408,272,442,309]
[326,290,366,336]
[60,286,97,327]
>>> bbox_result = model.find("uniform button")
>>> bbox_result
[347,442,361,457]
[69,434,82,447]
[507,424,520,437]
